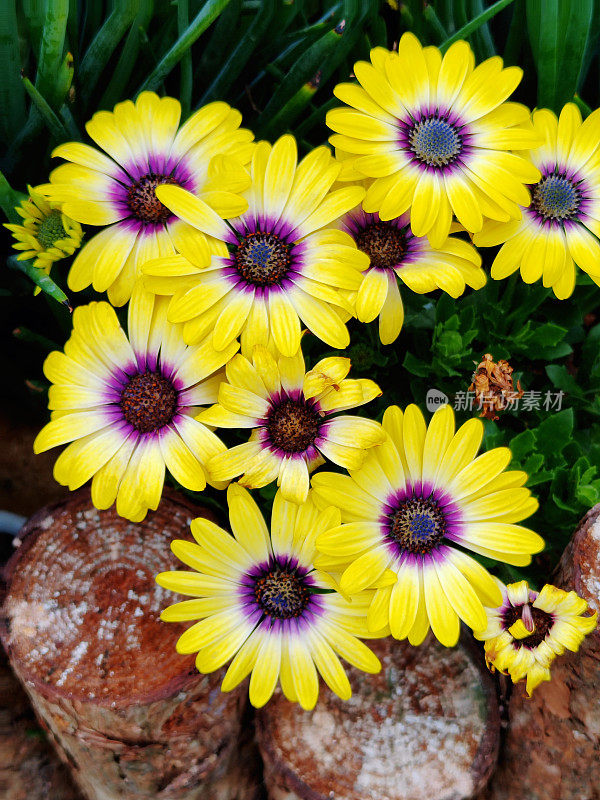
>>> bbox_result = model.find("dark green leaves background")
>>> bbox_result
[1,0,599,587]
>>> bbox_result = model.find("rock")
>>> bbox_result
[256,634,500,800]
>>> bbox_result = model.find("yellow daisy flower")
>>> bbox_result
[33,287,238,522]
[327,33,540,247]
[475,580,597,695]
[141,135,367,356]
[198,345,384,504]
[156,485,383,711]
[473,103,600,299]
[340,202,485,344]
[4,185,82,272]
[313,403,545,647]
[46,92,254,305]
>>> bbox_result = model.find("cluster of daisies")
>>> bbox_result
[9,34,597,709]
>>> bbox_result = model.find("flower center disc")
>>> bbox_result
[234,232,291,286]
[254,567,310,619]
[356,222,407,269]
[267,399,320,453]
[409,117,462,167]
[388,497,446,554]
[503,605,554,649]
[532,174,580,221]
[37,210,66,248]
[120,372,177,433]
[127,174,178,224]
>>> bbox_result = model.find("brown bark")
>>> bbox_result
[256,633,500,800]
[479,504,600,800]
[0,644,82,800]
[0,488,262,800]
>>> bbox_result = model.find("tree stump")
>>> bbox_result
[0,644,82,800]
[480,504,600,800]
[0,488,262,800]
[256,634,500,800]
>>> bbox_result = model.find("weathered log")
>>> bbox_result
[256,633,500,800]
[0,488,262,800]
[0,644,82,800]
[480,504,600,800]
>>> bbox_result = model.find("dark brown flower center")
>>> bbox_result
[408,117,462,167]
[356,222,407,269]
[503,605,554,649]
[233,232,291,286]
[531,174,580,221]
[388,497,446,555]
[127,173,178,224]
[267,399,320,453]
[254,567,310,619]
[120,372,177,433]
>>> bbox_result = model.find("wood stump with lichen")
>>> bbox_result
[479,504,600,800]
[256,634,500,800]
[0,643,83,800]
[0,488,262,800]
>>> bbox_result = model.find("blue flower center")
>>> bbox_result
[234,232,291,286]
[409,117,462,167]
[37,210,66,248]
[388,496,446,554]
[532,174,580,221]
[254,566,310,619]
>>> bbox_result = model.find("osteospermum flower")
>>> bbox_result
[198,345,384,504]
[156,485,383,710]
[475,580,597,695]
[313,403,545,647]
[33,288,238,522]
[142,136,367,355]
[473,103,600,299]
[327,33,540,246]
[46,92,253,305]
[340,204,485,344]
[4,185,82,274]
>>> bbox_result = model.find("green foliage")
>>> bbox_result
[2,0,600,588]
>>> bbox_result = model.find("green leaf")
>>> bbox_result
[137,0,233,94]
[0,0,27,143]
[98,0,154,111]
[177,0,193,118]
[440,0,515,52]
[35,0,69,109]
[527,0,594,111]
[534,408,574,459]
[199,0,276,105]
[545,364,584,398]
[0,171,26,224]
[403,352,431,378]
[79,0,140,106]
[7,255,71,309]
[22,77,68,140]
[510,429,536,461]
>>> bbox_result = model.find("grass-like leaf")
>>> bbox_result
[7,255,72,310]
[137,0,233,94]
[79,0,140,106]
[527,0,593,111]
[22,78,69,141]
[35,0,69,109]
[441,0,515,52]
[0,0,27,144]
